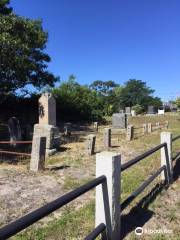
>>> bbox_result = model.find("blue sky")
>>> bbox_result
[11,0,180,101]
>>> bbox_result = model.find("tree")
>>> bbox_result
[0,0,12,15]
[52,76,104,121]
[0,0,58,97]
[90,80,120,115]
[119,79,162,110]
[175,98,180,109]
[132,104,144,114]
[90,80,118,95]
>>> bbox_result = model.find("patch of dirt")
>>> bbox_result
[0,169,64,226]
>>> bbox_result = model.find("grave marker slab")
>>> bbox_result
[147,106,156,115]
[112,113,127,129]
[125,107,131,116]
[8,117,22,146]
[158,109,165,115]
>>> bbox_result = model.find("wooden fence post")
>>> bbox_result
[104,128,111,148]
[126,125,133,141]
[30,137,46,172]
[96,151,121,240]
[161,132,173,183]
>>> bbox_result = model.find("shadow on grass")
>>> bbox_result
[173,155,180,181]
[46,165,70,171]
[121,181,167,239]
[58,146,71,152]
[111,145,120,148]
[0,153,30,165]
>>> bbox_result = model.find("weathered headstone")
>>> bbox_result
[33,93,60,156]
[147,106,156,115]
[39,93,56,125]
[112,113,127,129]
[8,117,22,146]
[64,123,72,136]
[86,134,96,155]
[125,107,131,116]
[131,110,136,117]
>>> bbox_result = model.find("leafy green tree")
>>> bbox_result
[112,86,123,112]
[0,0,12,15]
[90,80,120,115]
[119,79,162,110]
[52,76,104,121]
[132,104,144,114]
[90,80,118,95]
[0,0,58,97]
[175,98,180,109]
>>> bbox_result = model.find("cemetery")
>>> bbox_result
[0,92,180,239]
[0,1,180,239]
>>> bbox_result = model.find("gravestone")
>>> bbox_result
[64,123,72,136]
[131,110,136,117]
[119,109,124,114]
[8,117,22,146]
[125,107,131,116]
[147,106,156,115]
[39,93,56,125]
[112,113,127,129]
[33,93,60,156]
[158,109,165,115]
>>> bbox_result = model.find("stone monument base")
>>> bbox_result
[33,124,60,156]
